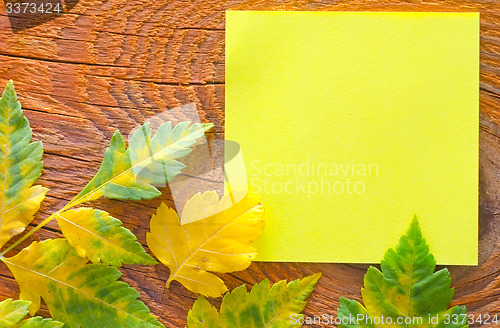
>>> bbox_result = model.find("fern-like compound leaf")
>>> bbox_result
[0,81,48,249]
[2,239,165,328]
[187,273,321,327]
[73,121,213,206]
[337,218,468,328]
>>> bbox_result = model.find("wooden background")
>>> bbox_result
[1,1,500,327]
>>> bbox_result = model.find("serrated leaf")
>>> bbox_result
[187,273,321,328]
[13,317,64,328]
[57,207,157,266]
[0,298,30,326]
[0,298,62,328]
[336,299,375,328]
[147,191,265,297]
[72,121,213,206]
[180,190,220,225]
[338,218,468,328]
[1,239,165,328]
[0,81,48,249]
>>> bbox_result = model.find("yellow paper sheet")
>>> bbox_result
[225,11,479,265]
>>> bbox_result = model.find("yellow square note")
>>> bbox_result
[225,11,478,265]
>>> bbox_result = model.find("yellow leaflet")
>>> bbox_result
[147,191,265,297]
[180,190,220,225]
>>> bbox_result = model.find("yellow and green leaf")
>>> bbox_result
[13,317,63,328]
[0,298,31,327]
[187,273,322,327]
[57,208,157,266]
[72,121,213,206]
[147,191,265,297]
[337,218,468,328]
[0,298,63,328]
[1,239,165,328]
[0,81,48,249]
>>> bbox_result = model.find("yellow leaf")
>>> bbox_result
[180,191,220,225]
[147,191,265,297]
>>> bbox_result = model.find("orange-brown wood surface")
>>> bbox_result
[0,1,499,327]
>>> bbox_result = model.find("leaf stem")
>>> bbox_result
[1,201,75,257]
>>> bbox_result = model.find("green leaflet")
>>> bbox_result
[12,317,63,328]
[0,298,30,327]
[1,239,165,328]
[57,207,157,266]
[0,298,62,328]
[337,218,468,328]
[187,273,321,328]
[0,81,48,249]
[337,299,374,328]
[72,121,213,206]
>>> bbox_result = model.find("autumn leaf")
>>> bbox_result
[0,298,31,326]
[337,218,468,328]
[0,298,63,327]
[0,80,48,249]
[1,239,165,328]
[147,191,265,297]
[187,273,321,327]
[71,121,213,206]
[179,190,220,225]
[57,207,157,266]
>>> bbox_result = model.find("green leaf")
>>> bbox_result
[72,121,213,206]
[0,80,48,249]
[0,298,62,328]
[336,298,375,328]
[337,218,468,328]
[0,298,30,326]
[187,273,321,328]
[2,239,165,328]
[13,317,64,328]
[57,207,157,266]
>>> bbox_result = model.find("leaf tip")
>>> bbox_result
[311,272,322,283]
[111,129,124,141]
[410,214,420,228]
[2,79,16,98]
[405,215,424,243]
[202,122,214,131]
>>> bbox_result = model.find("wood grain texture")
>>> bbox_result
[1,1,499,327]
